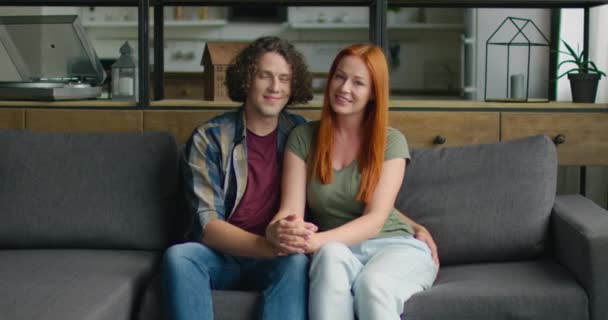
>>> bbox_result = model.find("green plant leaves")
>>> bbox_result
[557,39,605,77]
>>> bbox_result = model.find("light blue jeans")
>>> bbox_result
[162,242,309,320]
[309,235,438,320]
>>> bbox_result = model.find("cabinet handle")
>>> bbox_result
[553,134,566,145]
[434,135,447,145]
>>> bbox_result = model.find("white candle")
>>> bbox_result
[510,74,525,99]
[118,77,134,96]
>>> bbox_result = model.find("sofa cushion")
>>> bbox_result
[0,249,159,320]
[138,272,259,320]
[404,260,588,320]
[0,130,179,250]
[395,135,557,265]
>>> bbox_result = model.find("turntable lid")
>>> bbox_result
[0,15,105,85]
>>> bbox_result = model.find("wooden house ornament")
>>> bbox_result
[201,42,249,101]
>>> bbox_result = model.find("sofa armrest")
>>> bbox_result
[552,194,608,320]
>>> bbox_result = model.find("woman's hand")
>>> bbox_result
[266,214,318,255]
[414,225,440,268]
[303,232,323,254]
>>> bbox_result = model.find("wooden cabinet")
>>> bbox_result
[26,109,142,132]
[292,109,321,122]
[2,106,607,166]
[151,73,205,100]
[0,109,25,129]
[290,109,502,149]
[389,111,499,148]
[153,108,501,147]
[144,110,220,144]
[501,112,608,165]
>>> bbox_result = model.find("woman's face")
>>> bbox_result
[328,55,373,117]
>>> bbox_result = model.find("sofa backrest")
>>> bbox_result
[0,130,179,250]
[395,135,558,266]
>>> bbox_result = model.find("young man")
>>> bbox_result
[162,36,439,320]
[162,36,316,320]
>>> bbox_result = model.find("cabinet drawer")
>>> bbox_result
[164,80,205,100]
[151,73,205,100]
[144,110,224,144]
[389,111,500,148]
[291,109,321,121]
[26,109,142,132]
[0,109,24,129]
[501,112,608,165]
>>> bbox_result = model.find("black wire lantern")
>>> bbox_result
[484,17,550,102]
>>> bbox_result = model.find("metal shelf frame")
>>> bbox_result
[1,0,607,106]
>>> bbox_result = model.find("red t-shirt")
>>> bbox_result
[228,128,280,236]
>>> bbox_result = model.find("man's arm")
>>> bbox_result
[202,220,276,259]
[266,150,317,254]
[183,127,277,258]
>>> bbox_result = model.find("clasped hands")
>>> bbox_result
[266,214,440,267]
[266,214,319,256]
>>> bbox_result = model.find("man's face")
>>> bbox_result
[244,52,292,118]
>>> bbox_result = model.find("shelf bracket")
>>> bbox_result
[138,0,150,107]
[369,0,388,53]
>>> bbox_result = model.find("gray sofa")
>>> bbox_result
[1,130,607,320]
[0,130,182,320]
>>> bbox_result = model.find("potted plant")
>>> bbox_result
[557,39,606,103]
[387,6,419,25]
[387,6,401,25]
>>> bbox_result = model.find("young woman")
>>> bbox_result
[266,44,438,320]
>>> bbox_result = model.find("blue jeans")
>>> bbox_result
[162,242,309,320]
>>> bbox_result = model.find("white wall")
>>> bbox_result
[591,5,608,103]
[475,9,551,101]
[557,9,583,102]
[557,7,608,209]
[558,6,608,103]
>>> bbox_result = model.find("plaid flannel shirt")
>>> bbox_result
[181,107,307,240]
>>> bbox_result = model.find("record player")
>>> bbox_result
[0,15,106,100]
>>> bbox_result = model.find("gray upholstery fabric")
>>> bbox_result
[0,130,179,250]
[141,260,587,320]
[395,135,558,265]
[552,194,608,320]
[404,260,588,320]
[0,249,159,320]
[138,272,259,320]
[1,129,602,320]
[212,291,259,320]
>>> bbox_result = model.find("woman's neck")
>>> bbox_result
[334,113,364,139]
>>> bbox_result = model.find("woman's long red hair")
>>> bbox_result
[311,44,389,203]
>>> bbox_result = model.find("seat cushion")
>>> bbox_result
[404,259,588,320]
[395,135,558,265]
[0,249,160,320]
[138,272,259,320]
[0,130,179,250]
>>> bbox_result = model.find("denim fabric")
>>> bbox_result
[162,242,309,320]
[309,236,437,320]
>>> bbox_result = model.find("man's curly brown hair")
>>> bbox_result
[225,36,313,106]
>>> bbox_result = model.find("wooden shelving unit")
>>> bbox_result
[1,0,607,106]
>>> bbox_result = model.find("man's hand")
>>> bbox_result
[266,214,317,255]
[414,225,440,268]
